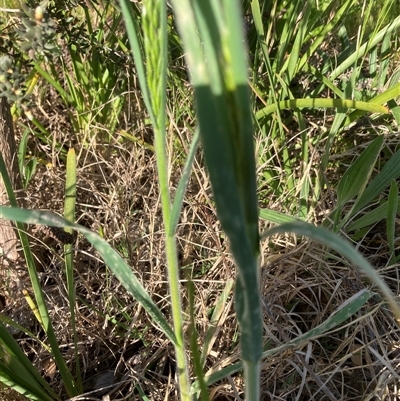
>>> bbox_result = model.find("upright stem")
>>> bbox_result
[142,0,190,399]
[243,360,260,401]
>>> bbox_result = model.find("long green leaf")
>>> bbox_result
[337,136,384,208]
[387,180,398,263]
[329,14,400,81]
[191,288,376,393]
[346,200,400,233]
[33,62,71,102]
[259,208,302,224]
[120,0,190,399]
[262,221,400,320]
[344,83,400,128]
[118,0,156,125]
[172,1,262,399]
[353,146,400,213]
[334,136,384,229]
[169,128,200,236]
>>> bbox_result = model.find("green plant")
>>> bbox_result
[3,0,132,153]
[1,0,400,400]
[250,0,400,219]
[34,1,130,144]
[17,129,37,189]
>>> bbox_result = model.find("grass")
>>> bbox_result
[0,0,400,399]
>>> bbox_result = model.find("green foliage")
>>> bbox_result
[0,0,399,400]
[250,0,400,218]
[17,129,37,188]
[39,2,130,142]
[63,149,82,391]
[17,2,59,59]
[2,0,132,148]
[328,144,400,236]
[333,135,384,229]
[0,322,59,401]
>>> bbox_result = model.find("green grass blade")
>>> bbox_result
[344,82,400,128]
[69,47,90,89]
[0,207,177,347]
[169,128,200,236]
[195,0,261,356]
[286,2,311,81]
[0,313,50,352]
[262,290,377,354]
[336,136,384,208]
[334,136,384,229]
[118,0,155,125]
[295,0,353,75]
[33,62,70,102]
[329,14,400,81]
[18,120,67,158]
[192,289,376,393]
[172,1,262,398]
[352,146,400,214]
[63,148,81,392]
[346,200,400,233]
[120,0,190,398]
[262,222,400,320]
[387,180,398,263]
[0,368,52,401]
[259,208,304,224]
[388,99,400,126]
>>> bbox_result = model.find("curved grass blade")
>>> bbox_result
[259,208,303,224]
[0,207,177,346]
[353,146,400,213]
[337,136,384,208]
[191,288,376,393]
[346,200,400,233]
[169,127,200,236]
[334,135,384,229]
[262,221,400,320]
[344,83,400,128]
[328,14,400,81]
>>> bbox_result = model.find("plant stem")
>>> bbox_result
[142,0,190,398]
[243,360,260,401]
